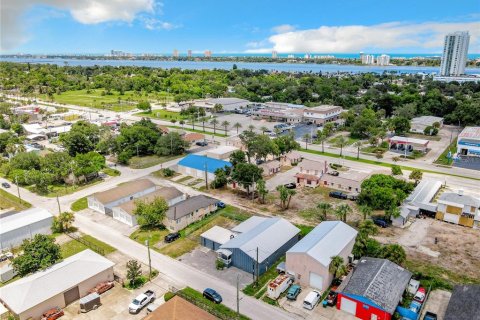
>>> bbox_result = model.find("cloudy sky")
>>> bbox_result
[1,0,479,54]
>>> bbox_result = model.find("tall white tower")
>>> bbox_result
[440,31,470,76]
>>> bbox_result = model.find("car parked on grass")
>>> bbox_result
[203,288,222,304]
[414,287,426,303]
[329,191,347,200]
[164,232,180,243]
[303,290,321,310]
[41,307,64,320]
[286,284,302,300]
[284,183,296,189]
[129,290,156,314]
[1,182,10,188]
[89,281,114,295]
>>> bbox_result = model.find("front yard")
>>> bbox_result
[128,154,183,169]
[60,234,116,258]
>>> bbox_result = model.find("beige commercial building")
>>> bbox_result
[319,170,370,193]
[303,105,343,125]
[295,159,327,188]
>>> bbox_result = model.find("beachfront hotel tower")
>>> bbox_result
[440,31,470,76]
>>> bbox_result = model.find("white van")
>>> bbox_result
[303,290,321,310]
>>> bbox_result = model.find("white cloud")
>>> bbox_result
[142,17,179,30]
[271,24,296,34]
[253,21,480,53]
[1,0,157,50]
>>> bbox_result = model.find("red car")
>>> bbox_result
[89,281,114,294]
[413,287,426,303]
[41,307,64,320]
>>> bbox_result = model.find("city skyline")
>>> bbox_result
[1,0,480,54]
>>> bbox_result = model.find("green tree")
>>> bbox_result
[126,260,143,288]
[302,133,311,150]
[133,197,169,229]
[213,104,223,113]
[329,256,346,279]
[359,205,373,220]
[12,234,61,277]
[137,101,152,113]
[73,152,105,179]
[385,205,401,221]
[391,165,403,176]
[359,174,414,210]
[409,169,423,185]
[273,134,300,155]
[317,202,332,220]
[354,141,362,159]
[390,116,411,135]
[155,132,189,156]
[335,203,352,222]
[233,122,242,134]
[229,150,246,167]
[317,131,327,153]
[211,168,229,189]
[337,135,348,157]
[230,163,263,195]
[323,122,335,137]
[380,244,406,265]
[210,118,219,134]
[276,185,296,210]
[59,120,100,156]
[52,211,75,233]
[260,126,269,134]
[256,179,268,204]
[358,219,378,237]
[221,120,230,136]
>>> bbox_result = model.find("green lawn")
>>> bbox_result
[25,178,103,197]
[102,168,121,176]
[167,125,228,138]
[41,89,173,112]
[328,135,359,147]
[60,235,116,258]
[128,154,184,169]
[243,257,286,297]
[136,110,188,121]
[0,188,31,211]
[176,175,194,183]
[130,228,170,247]
[70,197,88,212]
[434,138,457,166]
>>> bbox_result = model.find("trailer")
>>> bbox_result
[267,274,293,300]
[79,293,101,313]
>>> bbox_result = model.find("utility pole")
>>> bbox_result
[145,239,152,281]
[251,175,255,203]
[204,161,209,190]
[236,274,240,316]
[56,194,61,214]
[15,176,21,202]
[256,247,259,284]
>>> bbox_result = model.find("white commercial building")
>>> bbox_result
[0,208,53,250]
[440,31,470,76]
[457,127,480,157]
[206,146,239,160]
[376,54,390,66]
[303,105,343,125]
[0,250,114,320]
[410,116,444,134]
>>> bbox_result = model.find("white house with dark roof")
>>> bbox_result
[286,221,357,291]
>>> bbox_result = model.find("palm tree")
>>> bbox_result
[57,211,75,232]
[200,117,208,132]
[353,141,362,160]
[317,202,332,220]
[260,126,269,134]
[358,219,378,237]
[210,118,219,134]
[329,256,345,279]
[303,133,311,150]
[274,127,282,137]
[191,114,196,130]
[359,205,372,220]
[233,122,242,134]
[317,131,326,153]
[337,135,348,157]
[335,203,352,223]
[221,120,230,136]
[248,124,255,132]
[179,120,185,128]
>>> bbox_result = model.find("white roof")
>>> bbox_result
[26,134,46,140]
[458,126,480,140]
[0,250,114,314]
[201,226,235,245]
[389,136,429,146]
[405,179,442,212]
[0,303,7,316]
[231,216,266,234]
[411,116,443,126]
[207,146,238,155]
[22,123,71,135]
[287,221,358,267]
[0,208,53,235]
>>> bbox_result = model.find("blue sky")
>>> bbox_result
[2,0,479,54]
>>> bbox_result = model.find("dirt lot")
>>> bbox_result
[375,218,480,280]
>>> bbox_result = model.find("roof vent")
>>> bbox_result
[360,259,367,263]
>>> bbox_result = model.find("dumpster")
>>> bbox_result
[79,293,101,313]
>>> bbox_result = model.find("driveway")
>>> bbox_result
[265,167,299,191]
[420,289,451,320]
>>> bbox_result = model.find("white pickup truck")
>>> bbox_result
[128,290,156,314]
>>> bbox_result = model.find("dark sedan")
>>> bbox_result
[203,288,222,304]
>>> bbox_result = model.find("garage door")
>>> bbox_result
[340,297,357,315]
[309,272,324,290]
[64,286,80,305]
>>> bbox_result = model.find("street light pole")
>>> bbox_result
[236,274,240,316]
[145,239,152,281]
[15,176,21,202]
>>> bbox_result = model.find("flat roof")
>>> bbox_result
[405,179,442,212]
[0,208,53,235]
[458,126,480,140]
[201,226,235,245]
[389,136,429,146]
[0,250,114,314]
[206,146,238,155]
[178,155,232,174]
[411,116,444,125]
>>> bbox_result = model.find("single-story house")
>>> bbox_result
[111,187,185,227]
[177,154,232,181]
[401,179,443,217]
[281,151,302,166]
[0,208,53,250]
[444,285,480,320]
[0,250,114,320]
[436,191,480,229]
[337,257,412,320]
[200,226,236,251]
[286,221,357,291]
[87,179,156,216]
[206,146,238,160]
[319,170,370,193]
[164,195,219,232]
[144,295,216,320]
[259,160,281,176]
[388,136,430,154]
[410,116,444,134]
[218,217,300,275]
[183,132,205,144]
[295,159,327,188]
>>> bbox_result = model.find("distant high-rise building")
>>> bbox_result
[173,49,179,58]
[204,50,212,58]
[272,50,278,59]
[376,54,390,66]
[440,31,470,76]
[361,54,375,65]
[187,50,192,58]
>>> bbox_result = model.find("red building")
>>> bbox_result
[336,257,412,320]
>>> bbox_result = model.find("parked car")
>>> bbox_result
[164,232,180,243]
[0,252,13,262]
[41,307,64,320]
[128,290,156,314]
[303,290,321,310]
[89,281,114,294]
[373,218,388,228]
[409,301,422,314]
[325,291,338,306]
[414,287,426,303]
[284,183,296,189]
[286,284,302,300]
[1,182,10,188]
[328,171,339,176]
[203,288,222,304]
[216,201,226,209]
[196,141,208,147]
[329,191,347,200]
[256,159,265,165]
[423,312,438,320]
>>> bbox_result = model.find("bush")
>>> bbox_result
[216,259,225,270]
[391,165,403,176]
[164,292,175,301]
[162,168,175,177]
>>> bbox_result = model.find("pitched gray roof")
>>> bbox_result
[444,285,480,320]
[166,195,218,220]
[221,217,299,263]
[117,187,184,215]
[339,257,412,314]
[92,179,155,204]
[438,193,480,208]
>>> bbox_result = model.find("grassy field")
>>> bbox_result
[136,110,188,121]
[25,178,103,197]
[0,188,31,211]
[128,154,184,169]
[434,138,457,166]
[328,135,359,147]
[60,234,116,258]
[41,89,173,112]
[130,228,170,247]
[70,197,87,212]
[102,168,121,176]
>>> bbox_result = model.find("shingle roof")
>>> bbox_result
[298,159,325,172]
[0,207,53,235]
[438,193,480,208]
[144,296,217,320]
[178,155,232,174]
[92,179,156,204]
[117,187,184,215]
[444,285,480,320]
[287,221,357,267]
[183,133,205,142]
[0,250,114,314]
[166,195,218,220]
[221,217,299,263]
[339,257,412,314]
